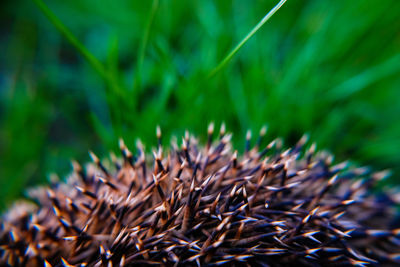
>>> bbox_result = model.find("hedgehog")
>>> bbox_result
[1,123,400,266]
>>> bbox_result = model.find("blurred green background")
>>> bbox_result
[0,0,399,209]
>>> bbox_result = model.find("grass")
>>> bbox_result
[209,0,287,77]
[0,0,399,209]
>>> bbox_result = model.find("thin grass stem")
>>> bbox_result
[208,0,286,78]
[32,0,109,81]
[134,0,159,92]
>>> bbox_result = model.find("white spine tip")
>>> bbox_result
[208,122,215,134]
[260,125,268,136]
[89,151,100,164]
[156,125,161,138]
[220,122,226,135]
[246,130,252,140]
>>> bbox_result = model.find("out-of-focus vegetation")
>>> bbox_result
[0,0,399,209]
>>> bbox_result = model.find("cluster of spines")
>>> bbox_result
[1,123,400,266]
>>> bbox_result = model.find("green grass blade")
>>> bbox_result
[32,0,108,81]
[329,53,400,100]
[134,0,159,91]
[208,0,287,78]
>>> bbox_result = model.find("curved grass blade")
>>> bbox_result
[134,0,160,92]
[32,0,108,81]
[208,0,287,78]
